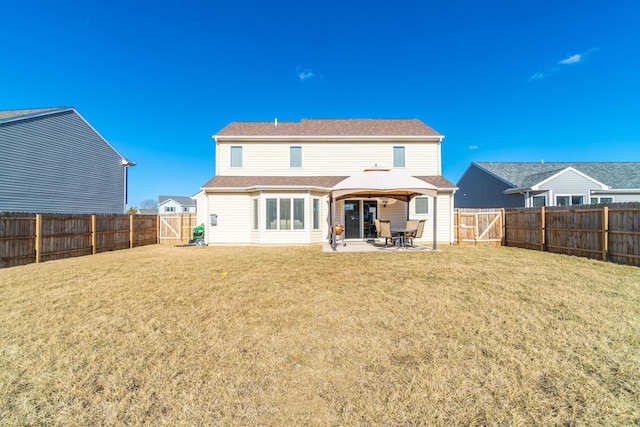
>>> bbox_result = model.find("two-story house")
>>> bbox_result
[195,118,457,245]
[0,107,134,214]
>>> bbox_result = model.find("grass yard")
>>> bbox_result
[1,244,639,426]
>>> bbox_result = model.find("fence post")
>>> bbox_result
[92,215,97,255]
[602,205,609,261]
[501,208,505,246]
[456,209,461,245]
[156,215,160,244]
[540,207,546,252]
[130,215,134,249]
[35,214,43,263]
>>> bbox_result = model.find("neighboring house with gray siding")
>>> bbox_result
[455,162,640,208]
[0,107,135,214]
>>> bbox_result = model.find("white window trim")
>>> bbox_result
[555,193,587,206]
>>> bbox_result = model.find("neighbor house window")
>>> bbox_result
[164,206,175,212]
[591,197,613,204]
[313,199,320,230]
[290,146,302,168]
[532,195,546,207]
[253,199,259,230]
[393,146,405,168]
[230,146,243,168]
[415,197,428,214]
[265,198,306,230]
[556,195,584,206]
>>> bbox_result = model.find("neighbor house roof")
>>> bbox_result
[215,119,443,138]
[474,162,640,190]
[158,196,196,207]
[201,175,456,191]
[0,107,71,123]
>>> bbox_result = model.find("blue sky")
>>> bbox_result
[2,1,639,208]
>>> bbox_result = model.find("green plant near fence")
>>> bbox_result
[0,212,158,268]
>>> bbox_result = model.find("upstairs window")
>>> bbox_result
[290,146,302,168]
[393,146,405,168]
[230,146,243,168]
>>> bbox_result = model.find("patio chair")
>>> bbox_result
[407,219,425,247]
[377,219,396,247]
[405,220,418,237]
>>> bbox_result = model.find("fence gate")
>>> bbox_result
[455,209,504,245]
[159,214,197,243]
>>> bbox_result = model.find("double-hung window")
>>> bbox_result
[393,146,405,168]
[230,146,243,168]
[290,146,302,168]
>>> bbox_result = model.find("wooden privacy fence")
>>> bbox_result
[454,208,504,245]
[504,203,640,267]
[0,212,158,268]
[159,213,198,243]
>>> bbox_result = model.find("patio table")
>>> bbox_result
[391,228,416,249]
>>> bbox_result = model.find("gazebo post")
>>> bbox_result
[433,194,438,250]
[331,193,337,251]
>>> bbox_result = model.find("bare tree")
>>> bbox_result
[140,198,158,210]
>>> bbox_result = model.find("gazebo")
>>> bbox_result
[329,169,439,250]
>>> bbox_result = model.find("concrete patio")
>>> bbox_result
[322,240,434,252]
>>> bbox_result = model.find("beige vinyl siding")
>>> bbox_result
[205,193,252,244]
[193,192,207,230]
[217,141,440,176]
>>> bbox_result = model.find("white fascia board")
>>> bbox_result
[591,189,640,194]
[532,167,608,190]
[504,187,530,195]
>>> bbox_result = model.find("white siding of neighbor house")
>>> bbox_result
[217,140,441,176]
[539,169,602,195]
[193,192,207,228]
[595,193,640,203]
[0,110,128,213]
[159,199,196,214]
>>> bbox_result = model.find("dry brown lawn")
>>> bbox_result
[1,244,639,426]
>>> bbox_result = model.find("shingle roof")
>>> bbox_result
[474,162,640,189]
[0,107,70,122]
[201,175,455,190]
[158,196,196,206]
[215,119,442,137]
